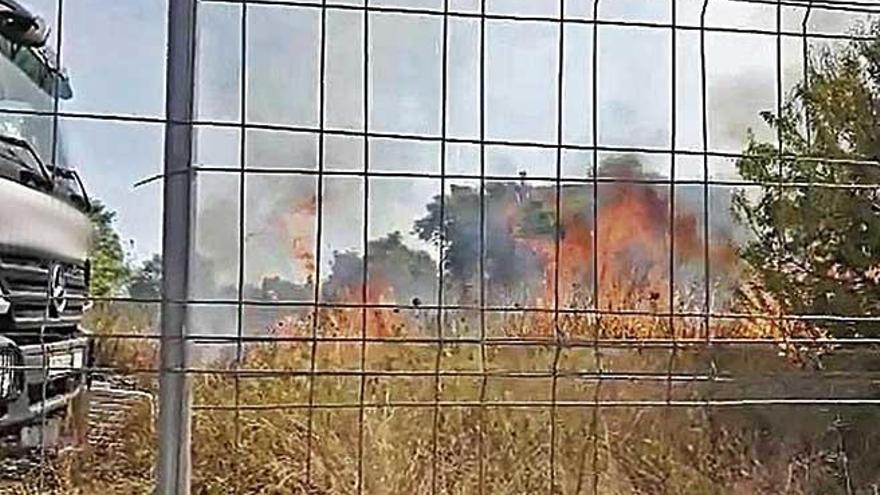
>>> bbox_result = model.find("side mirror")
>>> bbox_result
[0,3,48,48]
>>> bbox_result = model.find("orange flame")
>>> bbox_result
[281,194,317,284]
[278,194,407,338]
[336,275,406,338]
[270,184,802,344]
[515,183,738,312]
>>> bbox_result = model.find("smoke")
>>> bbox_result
[186,2,863,340]
[321,232,438,305]
[709,73,776,151]
[705,6,873,154]
[508,156,739,310]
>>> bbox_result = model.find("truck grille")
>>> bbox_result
[0,254,87,336]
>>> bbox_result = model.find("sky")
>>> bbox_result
[4,0,875,297]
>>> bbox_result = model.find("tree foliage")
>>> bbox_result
[322,231,438,305]
[127,254,162,300]
[87,200,129,297]
[734,22,880,337]
[411,157,704,304]
[412,181,550,303]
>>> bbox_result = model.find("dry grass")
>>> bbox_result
[82,302,158,375]
[2,302,872,494]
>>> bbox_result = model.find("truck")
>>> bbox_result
[0,0,92,448]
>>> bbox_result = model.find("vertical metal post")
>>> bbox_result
[157,0,197,493]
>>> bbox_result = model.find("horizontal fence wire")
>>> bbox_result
[1,0,878,493]
[201,0,880,24]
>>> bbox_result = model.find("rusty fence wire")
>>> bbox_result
[1,0,880,493]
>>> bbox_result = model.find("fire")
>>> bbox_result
[334,276,407,338]
[268,178,812,345]
[281,194,317,284]
[515,182,737,313]
[596,184,739,310]
[276,193,407,338]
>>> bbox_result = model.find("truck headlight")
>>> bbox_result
[0,293,9,314]
[0,346,21,401]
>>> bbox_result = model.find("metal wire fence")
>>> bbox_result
[1,0,879,493]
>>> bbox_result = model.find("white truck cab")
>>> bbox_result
[0,0,92,447]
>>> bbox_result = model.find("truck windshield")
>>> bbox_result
[0,100,66,171]
[0,33,88,209]
[0,107,89,210]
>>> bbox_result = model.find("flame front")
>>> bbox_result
[269,180,814,343]
[515,182,737,313]
[282,193,317,284]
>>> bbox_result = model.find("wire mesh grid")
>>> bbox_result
[0,0,878,493]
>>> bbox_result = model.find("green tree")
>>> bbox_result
[127,254,162,300]
[323,231,438,305]
[733,22,880,338]
[87,201,129,297]
[411,156,699,304]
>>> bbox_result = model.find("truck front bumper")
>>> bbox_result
[0,334,90,430]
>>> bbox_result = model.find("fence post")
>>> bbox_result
[157,0,197,493]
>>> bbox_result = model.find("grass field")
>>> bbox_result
[2,301,877,494]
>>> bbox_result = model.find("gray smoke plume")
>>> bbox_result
[186,2,865,341]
